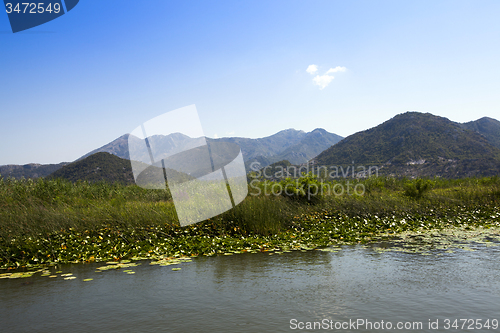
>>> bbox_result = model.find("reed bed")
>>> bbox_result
[0,175,499,269]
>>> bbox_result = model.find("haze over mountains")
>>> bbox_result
[78,128,344,168]
[0,127,342,180]
[1,112,499,180]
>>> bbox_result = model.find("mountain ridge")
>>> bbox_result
[2,113,499,180]
[313,112,500,178]
[461,116,500,149]
[77,128,344,170]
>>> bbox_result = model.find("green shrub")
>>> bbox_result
[279,172,327,204]
[404,178,434,199]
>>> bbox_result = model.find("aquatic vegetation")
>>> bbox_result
[0,176,499,273]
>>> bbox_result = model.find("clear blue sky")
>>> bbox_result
[1,0,500,165]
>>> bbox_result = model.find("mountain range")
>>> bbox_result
[0,127,341,180]
[313,112,500,178]
[1,112,499,181]
[78,128,344,169]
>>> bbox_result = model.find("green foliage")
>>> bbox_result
[1,175,500,269]
[279,172,327,204]
[404,179,434,199]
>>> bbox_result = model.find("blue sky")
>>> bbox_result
[1,0,500,165]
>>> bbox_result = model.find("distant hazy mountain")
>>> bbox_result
[313,112,500,178]
[78,134,131,160]
[214,128,343,169]
[461,117,500,149]
[271,128,344,166]
[213,129,307,162]
[76,128,344,170]
[0,162,68,179]
[0,128,342,180]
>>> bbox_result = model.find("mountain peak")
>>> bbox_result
[314,111,500,178]
[461,116,500,149]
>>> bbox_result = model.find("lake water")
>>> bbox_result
[1,240,499,332]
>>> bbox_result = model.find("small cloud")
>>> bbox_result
[213,133,219,139]
[306,64,318,74]
[313,74,335,90]
[326,66,347,74]
[226,131,235,136]
[308,65,347,89]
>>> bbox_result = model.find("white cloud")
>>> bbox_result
[306,64,318,74]
[226,131,235,135]
[326,66,347,74]
[213,133,219,138]
[308,65,347,89]
[313,74,335,90]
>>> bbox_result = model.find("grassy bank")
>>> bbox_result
[1,175,499,269]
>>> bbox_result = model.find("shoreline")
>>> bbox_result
[2,208,499,272]
[1,176,499,271]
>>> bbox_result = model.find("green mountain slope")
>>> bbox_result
[313,112,500,178]
[49,152,136,184]
[461,117,500,149]
[50,152,195,186]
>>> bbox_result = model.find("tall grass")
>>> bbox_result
[1,175,499,240]
[0,177,174,239]
[1,175,499,268]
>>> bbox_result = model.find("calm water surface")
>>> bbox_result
[1,243,499,332]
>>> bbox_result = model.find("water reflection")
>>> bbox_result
[1,244,499,332]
